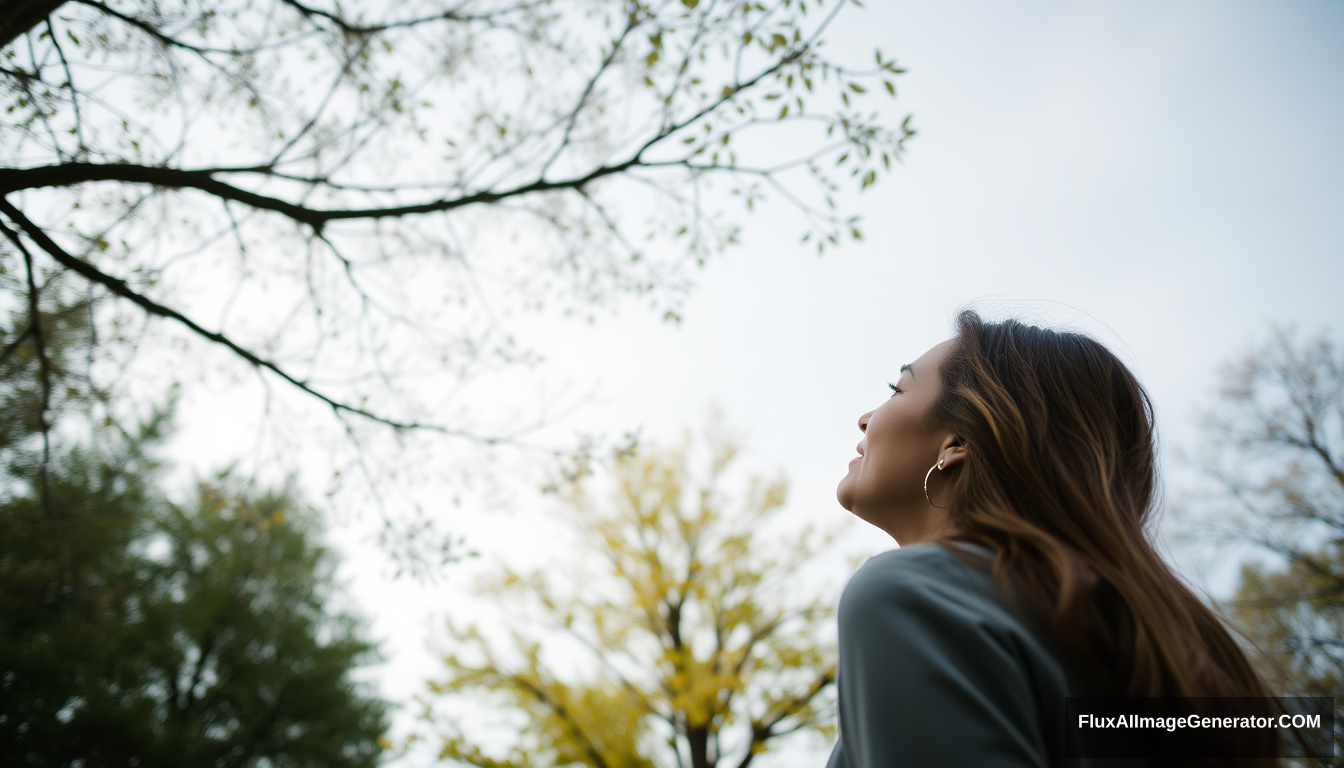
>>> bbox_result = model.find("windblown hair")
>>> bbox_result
[929,310,1268,700]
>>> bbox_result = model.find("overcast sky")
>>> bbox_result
[179,2,1344,764]
[491,0,1344,583]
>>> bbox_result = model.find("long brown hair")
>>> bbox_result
[930,310,1268,699]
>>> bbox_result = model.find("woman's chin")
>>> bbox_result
[836,475,856,512]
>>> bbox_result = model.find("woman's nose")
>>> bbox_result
[858,411,873,432]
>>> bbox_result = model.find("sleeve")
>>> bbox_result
[830,549,1049,768]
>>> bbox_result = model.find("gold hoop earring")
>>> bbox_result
[923,459,945,508]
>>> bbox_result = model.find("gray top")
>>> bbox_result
[826,543,1105,768]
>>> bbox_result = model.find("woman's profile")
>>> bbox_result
[827,310,1274,767]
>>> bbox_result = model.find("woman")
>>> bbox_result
[827,311,1272,767]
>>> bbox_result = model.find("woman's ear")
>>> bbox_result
[938,436,967,470]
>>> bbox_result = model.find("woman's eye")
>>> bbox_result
[888,382,903,395]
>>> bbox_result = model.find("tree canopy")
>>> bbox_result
[0,305,390,767]
[425,429,838,768]
[0,0,912,455]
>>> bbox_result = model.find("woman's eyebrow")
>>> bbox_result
[900,363,914,379]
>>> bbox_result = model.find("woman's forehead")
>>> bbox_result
[908,339,955,372]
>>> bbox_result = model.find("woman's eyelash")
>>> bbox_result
[888,381,903,395]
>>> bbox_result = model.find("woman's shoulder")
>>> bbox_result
[832,543,1083,767]
[839,542,1062,661]
[843,543,1001,614]
[855,540,990,573]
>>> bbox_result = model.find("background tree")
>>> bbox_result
[1185,328,1342,762]
[425,428,838,768]
[0,314,390,766]
[0,0,912,471]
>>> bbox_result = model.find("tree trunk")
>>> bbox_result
[0,0,69,51]
[687,724,713,768]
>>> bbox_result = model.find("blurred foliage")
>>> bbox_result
[0,302,390,766]
[426,427,837,768]
[1192,328,1343,763]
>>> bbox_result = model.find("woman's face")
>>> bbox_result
[837,339,960,544]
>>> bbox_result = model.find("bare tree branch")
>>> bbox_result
[0,0,67,51]
[0,196,511,439]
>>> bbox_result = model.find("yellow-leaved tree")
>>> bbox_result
[425,428,838,768]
